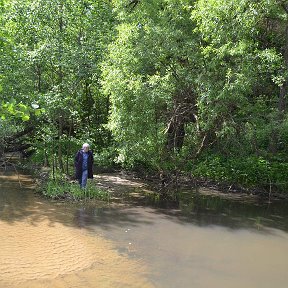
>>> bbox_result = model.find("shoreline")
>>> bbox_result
[4,163,286,202]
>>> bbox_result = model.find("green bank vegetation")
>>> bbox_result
[39,173,110,201]
[1,0,288,195]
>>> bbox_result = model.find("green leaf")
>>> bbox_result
[21,114,30,121]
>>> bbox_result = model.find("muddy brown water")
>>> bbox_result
[1,170,288,288]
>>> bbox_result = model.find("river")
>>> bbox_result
[1,170,288,288]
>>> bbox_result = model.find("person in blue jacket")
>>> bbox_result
[74,143,94,188]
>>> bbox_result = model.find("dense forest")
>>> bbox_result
[1,0,288,194]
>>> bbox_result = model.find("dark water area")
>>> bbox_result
[139,190,288,232]
[1,170,288,288]
[73,188,288,234]
[70,185,288,288]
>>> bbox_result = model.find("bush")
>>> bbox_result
[192,155,288,193]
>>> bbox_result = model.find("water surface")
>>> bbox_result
[0,171,152,288]
[1,170,288,288]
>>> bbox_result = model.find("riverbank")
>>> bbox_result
[128,167,288,201]
[93,170,283,203]
[17,162,288,202]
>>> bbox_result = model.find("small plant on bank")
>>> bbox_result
[41,177,110,201]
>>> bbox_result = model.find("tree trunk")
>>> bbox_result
[165,88,197,153]
[66,119,73,175]
[58,116,64,173]
[56,3,64,173]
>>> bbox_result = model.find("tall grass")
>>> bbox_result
[41,178,110,201]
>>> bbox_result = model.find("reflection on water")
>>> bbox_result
[106,185,288,233]
[145,189,288,232]
[1,170,288,288]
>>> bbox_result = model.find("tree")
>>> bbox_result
[2,0,114,171]
[192,0,288,156]
[103,0,201,169]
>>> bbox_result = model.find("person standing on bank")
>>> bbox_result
[74,143,94,188]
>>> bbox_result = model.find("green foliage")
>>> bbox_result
[2,0,288,195]
[102,0,199,167]
[193,154,288,192]
[41,177,110,201]
[0,118,23,154]
[0,99,44,121]
[1,0,114,170]
[93,146,119,168]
